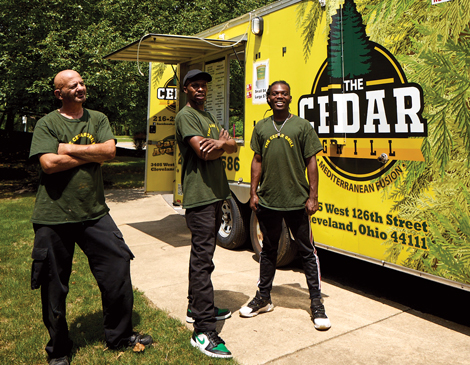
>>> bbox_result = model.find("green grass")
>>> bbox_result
[0,196,239,365]
[115,136,133,143]
[102,156,145,189]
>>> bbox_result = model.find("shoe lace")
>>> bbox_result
[206,331,225,346]
[248,295,266,307]
[311,303,326,318]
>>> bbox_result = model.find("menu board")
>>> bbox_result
[205,60,226,124]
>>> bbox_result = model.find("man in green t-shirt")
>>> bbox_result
[29,70,152,365]
[240,80,331,331]
[175,69,237,359]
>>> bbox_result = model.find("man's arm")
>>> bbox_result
[249,153,262,211]
[305,155,319,215]
[187,128,237,161]
[58,139,116,162]
[39,139,116,174]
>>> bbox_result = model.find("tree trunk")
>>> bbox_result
[5,110,16,131]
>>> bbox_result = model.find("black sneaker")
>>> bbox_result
[239,290,274,318]
[186,307,232,323]
[107,332,153,350]
[128,332,153,347]
[190,330,232,358]
[49,356,69,365]
[311,299,331,330]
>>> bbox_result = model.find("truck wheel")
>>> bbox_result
[217,197,248,249]
[250,211,298,267]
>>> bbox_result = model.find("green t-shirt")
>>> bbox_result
[29,109,115,224]
[250,114,322,210]
[175,106,231,209]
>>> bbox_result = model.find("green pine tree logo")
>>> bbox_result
[328,0,373,79]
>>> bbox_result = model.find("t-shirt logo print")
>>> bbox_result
[264,133,295,150]
[206,123,220,137]
[70,132,96,144]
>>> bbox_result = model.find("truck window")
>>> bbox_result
[229,56,245,140]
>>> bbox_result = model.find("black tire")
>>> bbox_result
[216,197,248,249]
[249,211,298,267]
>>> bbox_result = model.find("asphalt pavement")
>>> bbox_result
[105,189,470,365]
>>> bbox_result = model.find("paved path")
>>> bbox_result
[105,189,470,365]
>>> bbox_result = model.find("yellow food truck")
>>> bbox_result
[105,0,470,290]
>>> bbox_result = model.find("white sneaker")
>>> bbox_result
[239,291,274,318]
[311,301,331,330]
[190,331,232,358]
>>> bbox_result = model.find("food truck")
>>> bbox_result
[105,0,470,290]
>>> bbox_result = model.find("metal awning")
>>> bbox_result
[104,34,245,64]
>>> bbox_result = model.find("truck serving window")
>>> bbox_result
[229,55,245,140]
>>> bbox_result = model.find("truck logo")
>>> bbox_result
[151,135,175,156]
[298,0,427,183]
[157,87,177,100]
[157,77,177,113]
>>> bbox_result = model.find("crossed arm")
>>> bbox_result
[187,128,237,161]
[39,139,116,174]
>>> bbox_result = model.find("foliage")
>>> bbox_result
[361,0,470,282]
[297,0,470,283]
[229,59,245,138]
[296,0,325,61]
[0,0,275,134]
[229,116,244,139]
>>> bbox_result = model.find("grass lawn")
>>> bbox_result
[102,156,145,189]
[115,135,133,143]
[0,162,239,364]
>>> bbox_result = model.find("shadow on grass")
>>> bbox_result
[68,310,143,353]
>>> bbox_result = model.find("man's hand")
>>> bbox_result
[189,128,237,160]
[250,194,259,212]
[219,128,230,141]
[305,155,319,216]
[250,153,262,212]
[199,128,231,153]
[199,137,224,154]
[57,143,70,156]
[305,196,319,215]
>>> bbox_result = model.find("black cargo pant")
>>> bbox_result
[256,206,322,301]
[31,214,135,358]
[185,200,223,333]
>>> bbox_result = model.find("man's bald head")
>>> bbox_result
[54,70,81,90]
[53,70,87,105]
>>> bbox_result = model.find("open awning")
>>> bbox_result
[104,34,245,64]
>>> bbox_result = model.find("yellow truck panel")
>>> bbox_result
[106,0,470,290]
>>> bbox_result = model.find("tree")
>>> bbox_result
[328,0,372,78]
[0,0,275,134]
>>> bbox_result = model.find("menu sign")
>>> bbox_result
[205,60,226,123]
